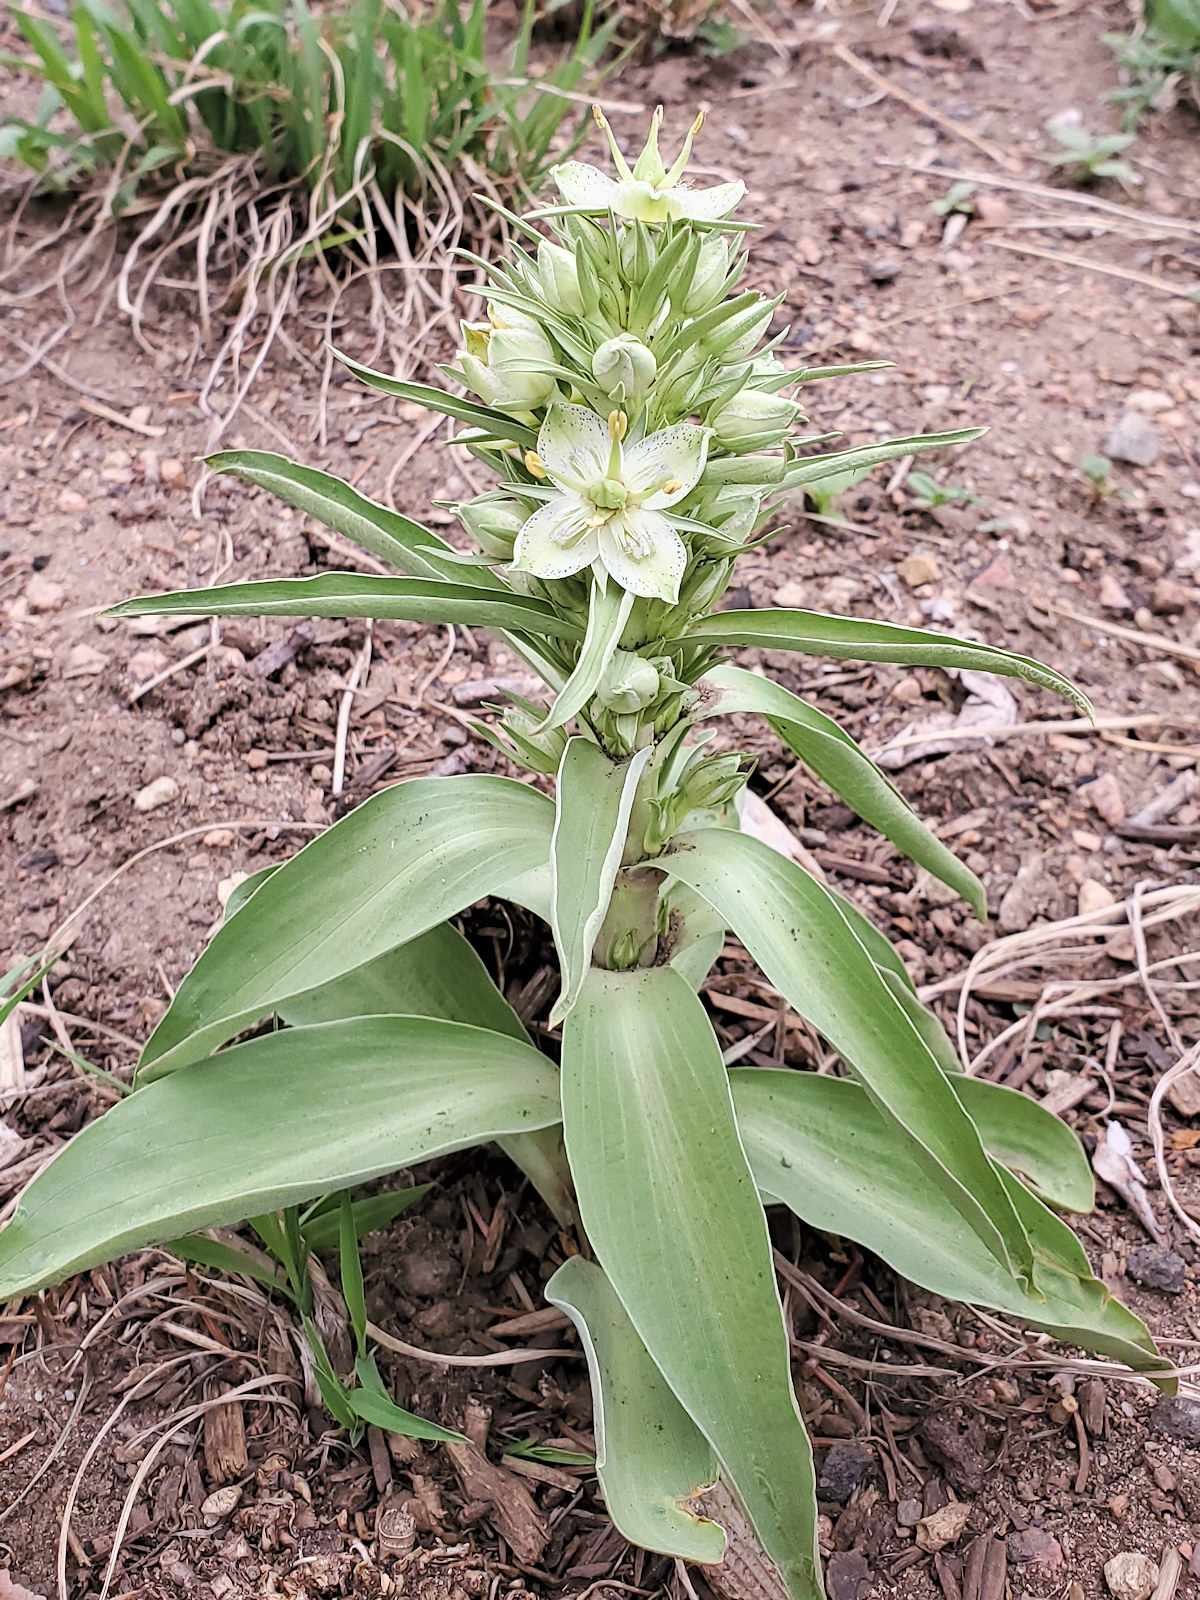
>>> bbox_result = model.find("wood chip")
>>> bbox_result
[202,1397,247,1484]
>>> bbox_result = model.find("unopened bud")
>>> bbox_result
[685,234,730,315]
[456,494,525,559]
[537,241,583,316]
[592,336,657,408]
[487,318,558,410]
[711,390,800,451]
[594,650,660,716]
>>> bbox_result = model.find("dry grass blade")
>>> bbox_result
[985,238,1200,300]
[366,1319,581,1367]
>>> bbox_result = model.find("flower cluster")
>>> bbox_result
[449,108,804,623]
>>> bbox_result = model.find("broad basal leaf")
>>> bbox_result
[562,965,821,1600]
[687,609,1090,715]
[0,1015,560,1299]
[546,1255,726,1563]
[701,662,984,918]
[954,1078,1094,1213]
[108,574,582,640]
[206,450,497,587]
[140,776,554,1078]
[550,738,653,1025]
[731,1069,1164,1374]
[664,827,1033,1282]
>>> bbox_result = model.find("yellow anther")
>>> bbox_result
[524,451,548,479]
[608,409,628,442]
[663,478,683,495]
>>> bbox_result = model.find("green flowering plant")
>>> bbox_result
[0,111,1167,1599]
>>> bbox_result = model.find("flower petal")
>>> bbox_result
[513,494,599,581]
[551,162,621,210]
[624,423,710,507]
[675,180,747,221]
[538,403,611,492]
[598,509,687,602]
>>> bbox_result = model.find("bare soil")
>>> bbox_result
[2,3,1200,1600]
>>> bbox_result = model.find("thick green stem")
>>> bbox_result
[594,865,665,971]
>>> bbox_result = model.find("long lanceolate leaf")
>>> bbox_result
[546,1256,726,1564]
[108,574,582,639]
[687,610,1092,717]
[701,663,985,918]
[664,828,1034,1283]
[330,349,540,451]
[550,739,652,1026]
[0,1015,561,1300]
[562,966,821,1600]
[780,428,985,490]
[731,1070,1165,1374]
[139,777,555,1079]
[207,450,503,586]
[539,579,634,735]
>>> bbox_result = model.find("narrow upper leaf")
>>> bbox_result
[562,966,821,1600]
[731,1069,1163,1373]
[687,610,1091,716]
[664,827,1034,1282]
[0,1015,561,1299]
[331,348,540,451]
[546,1256,726,1564]
[108,574,582,640]
[539,580,634,735]
[206,450,494,586]
[781,428,985,489]
[701,663,984,918]
[139,776,555,1079]
[550,740,653,1026]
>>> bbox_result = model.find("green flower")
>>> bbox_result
[512,403,709,602]
[551,106,745,224]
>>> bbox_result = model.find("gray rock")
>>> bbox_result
[1104,411,1161,467]
[867,257,902,284]
[1151,1394,1200,1444]
[897,1497,923,1528]
[825,1551,872,1600]
[818,1440,874,1503]
[1127,1243,1186,1293]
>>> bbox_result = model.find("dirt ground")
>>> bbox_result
[2,1,1200,1598]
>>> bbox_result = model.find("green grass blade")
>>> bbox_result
[546,1256,726,1563]
[138,776,555,1078]
[562,965,821,1600]
[702,662,985,918]
[0,1014,561,1299]
[300,1185,430,1254]
[687,610,1091,716]
[664,827,1034,1282]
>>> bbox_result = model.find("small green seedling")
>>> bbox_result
[1045,121,1141,185]
[931,181,978,218]
[1080,453,1114,497]
[803,463,871,522]
[907,470,985,511]
[1106,0,1200,127]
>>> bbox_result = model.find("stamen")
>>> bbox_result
[663,478,683,495]
[608,409,628,443]
[524,451,548,479]
[592,105,632,182]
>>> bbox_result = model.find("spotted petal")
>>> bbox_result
[513,493,600,581]
[538,404,612,493]
[673,180,747,221]
[598,509,687,602]
[624,423,710,509]
[551,161,622,210]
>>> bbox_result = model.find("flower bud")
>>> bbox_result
[537,241,583,315]
[458,351,497,407]
[592,336,657,408]
[710,390,800,451]
[456,494,525,560]
[594,650,660,716]
[488,317,557,410]
[685,234,729,315]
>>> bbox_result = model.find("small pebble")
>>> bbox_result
[1127,1243,1186,1294]
[897,551,940,588]
[1104,1551,1158,1600]
[133,775,179,812]
[817,1440,874,1503]
[896,1498,923,1528]
[1104,412,1161,467]
[1151,1394,1200,1444]
[25,575,65,612]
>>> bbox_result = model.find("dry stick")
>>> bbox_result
[129,643,211,705]
[984,238,1200,301]
[878,158,1200,243]
[1148,1044,1200,1248]
[365,1320,580,1368]
[100,1374,298,1599]
[830,45,1020,172]
[75,397,166,438]
[331,626,373,799]
[1045,601,1200,669]
[869,712,1192,756]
